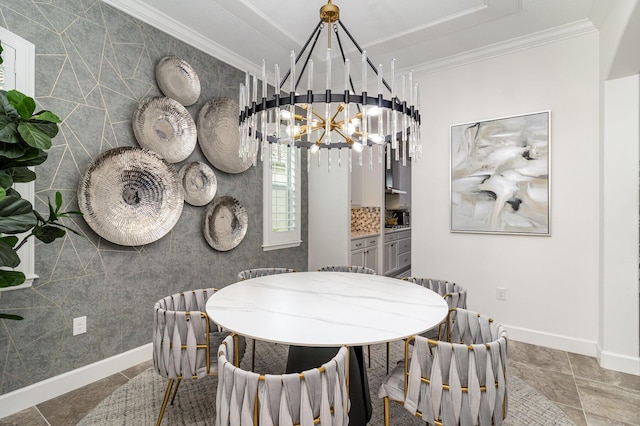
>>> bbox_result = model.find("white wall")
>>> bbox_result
[308,149,351,270]
[596,0,640,376]
[413,32,601,356]
[599,74,640,374]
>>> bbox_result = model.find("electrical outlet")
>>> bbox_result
[496,287,507,301]
[73,316,87,336]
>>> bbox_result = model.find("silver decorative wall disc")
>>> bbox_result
[132,96,197,163]
[197,98,252,174]
[203,196,248,251]
[178,161,217,206]
[77,147,184,246]
[155,56,201,106]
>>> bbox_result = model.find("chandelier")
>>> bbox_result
[238,0,421,171]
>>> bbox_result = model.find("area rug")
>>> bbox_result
[78,341,575,425]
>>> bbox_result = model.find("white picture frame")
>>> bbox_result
[450,111,551,235]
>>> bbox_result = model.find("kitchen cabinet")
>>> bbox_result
[351,235,379,272]
[383,234,398,274]
[383,229,411,275]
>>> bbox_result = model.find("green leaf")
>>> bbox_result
[0,92,20,120]
[6,90,36,120]
[0,147,47,166]
[17,122,52,150]
[0,236,18,248]
[0,313,24,320]
[0,239,20,267]
[0,142,28,160]
[0,171,13,189]
[0,43,3,65]
[8,167,36,183]
[48,200,57,221]
[34,225,66,243]
[55,191,62,211]
[0,187,6,202]
[0,120,20,144]
[0,269,26,288]
[0,196,37,234]
[32,111,61,123]
[27,120,58,138]
[5,188,20,197]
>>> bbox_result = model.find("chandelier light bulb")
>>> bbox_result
[280,110,292,120]
[368,106,381,116]
[369,134,385,145]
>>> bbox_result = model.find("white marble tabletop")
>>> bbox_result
[206,271,449,347]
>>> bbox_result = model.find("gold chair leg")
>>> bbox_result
[169,378,182,405]
[251,338,256,371]
[386,342,390,374]
[156,379,174,426]
[383,396,390,426]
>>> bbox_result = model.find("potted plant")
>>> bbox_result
[0,42,80,320]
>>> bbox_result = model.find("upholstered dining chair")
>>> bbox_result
[405,278,466,337]
[216,335,350,426]
[153,288,245,426]
[403,278,468,338]
[237,267,298,371]
[381,277,468,374]
[317,265,376,274]
[237,267,298,281]
[378,308,508,426]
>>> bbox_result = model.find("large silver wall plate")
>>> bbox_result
[178,161,217,206]
[197,98,252,174]
[203,196,248,251]
[77,147,184,246]
[132,97,197,163]
[155,56,201,106]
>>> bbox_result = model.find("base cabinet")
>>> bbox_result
[383,229,411,275]
[350,235,379,272]
[383,240,398,273]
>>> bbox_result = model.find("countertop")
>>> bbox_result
[383,226,411,234]
[351,231,380,239]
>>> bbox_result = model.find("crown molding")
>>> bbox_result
[100,0,262,76]
[413,19,598,77]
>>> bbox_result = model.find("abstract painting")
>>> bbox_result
[450,111,550,235]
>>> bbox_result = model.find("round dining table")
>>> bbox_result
[207,271,449,346]
[206,271,449,424]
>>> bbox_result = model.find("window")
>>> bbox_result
[0,28,37,291]
[263,144,301,250]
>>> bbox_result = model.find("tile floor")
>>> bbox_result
[1,341,639,425]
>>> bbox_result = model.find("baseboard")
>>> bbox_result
[0,343,152,419]
[597,345,640,376]
[506,323,640,375]
[505,323,597,357]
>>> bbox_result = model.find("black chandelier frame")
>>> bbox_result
[238,18,421,149]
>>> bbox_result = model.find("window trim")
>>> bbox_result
[0,27,37,291]
[262,145,302,251]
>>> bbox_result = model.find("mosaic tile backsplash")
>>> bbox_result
[351,207,381,234]
[0,0,308,395]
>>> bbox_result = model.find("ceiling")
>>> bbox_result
[106,0,608,79]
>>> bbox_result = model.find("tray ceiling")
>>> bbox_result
[105,0,606,76]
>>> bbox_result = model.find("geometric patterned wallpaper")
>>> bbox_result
[0,0,308,395]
